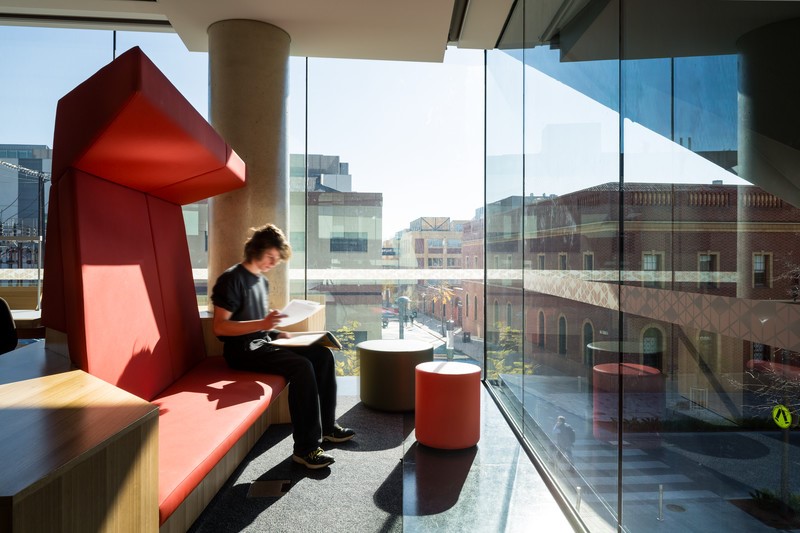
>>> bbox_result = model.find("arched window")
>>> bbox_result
[642,327,663,369]
[583,322,594,366]
[465,293,469,317]
[493,300,499,326]
[558,316,567,355]
[698,330,718,372]
[506,303,512,326]
[538,311,545,348]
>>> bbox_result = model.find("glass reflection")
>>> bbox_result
[488,1,800,531]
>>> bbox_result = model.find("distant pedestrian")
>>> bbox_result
[552,415,575,466]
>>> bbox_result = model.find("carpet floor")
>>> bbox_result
[188,395,408,533]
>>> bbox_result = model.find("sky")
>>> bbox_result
[295,50,485,239]
[0,26,484,241]
[1,25,751,241]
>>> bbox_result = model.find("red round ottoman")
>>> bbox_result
[415,361,481,449]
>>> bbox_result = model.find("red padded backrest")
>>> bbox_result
[41,183,66,332]
[42,47,246,400]
[147,195,207,377]
[51,169,208,399]
[50,47,245,205]
[57,169,178,399]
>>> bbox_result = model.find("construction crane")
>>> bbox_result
[0,160,51,309]
[0,160,50,236]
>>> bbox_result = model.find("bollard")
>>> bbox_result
[657,484,664,521]
[576,486,582,512]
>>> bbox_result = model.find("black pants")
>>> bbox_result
[224,343,337,456]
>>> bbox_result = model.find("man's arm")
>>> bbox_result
[212,306,287,337]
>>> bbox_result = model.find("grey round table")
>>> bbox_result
[358,339,433,411]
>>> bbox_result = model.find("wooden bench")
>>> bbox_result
[0,348,159,532]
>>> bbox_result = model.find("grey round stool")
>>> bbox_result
[358,339,433,411]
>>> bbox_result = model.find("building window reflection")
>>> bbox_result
[698,252,719,289]
[583,252,594,272]
[643,251,663,288]
[753,252,771,288]
[698,330,719,373]
[642,327,663,368]
[582,321,594,366]
[558,316,567,356]
[538,311,545,349]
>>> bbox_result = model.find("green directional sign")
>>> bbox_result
[772,404,792,429]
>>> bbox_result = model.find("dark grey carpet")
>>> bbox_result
[188,396,408,533]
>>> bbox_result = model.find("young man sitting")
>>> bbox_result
[211,223,355,469]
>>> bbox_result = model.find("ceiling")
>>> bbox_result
[7,1,800,64]
[0,0,515,62]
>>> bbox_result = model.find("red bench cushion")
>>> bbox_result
[153,357,286,525]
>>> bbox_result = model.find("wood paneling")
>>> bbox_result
[0,339,72,386]
[0,370,159,533]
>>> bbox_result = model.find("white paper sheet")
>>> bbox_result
[277,299,322,326]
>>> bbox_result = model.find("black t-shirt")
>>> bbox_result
[210,263,270,354]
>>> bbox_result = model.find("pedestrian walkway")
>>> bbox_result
[380,312,485,367]
[499,373,795,532]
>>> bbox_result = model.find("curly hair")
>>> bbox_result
[243,223,292,263]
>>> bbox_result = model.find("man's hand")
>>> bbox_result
[262,309,288,330]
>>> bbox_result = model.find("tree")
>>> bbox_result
[333,320,361,376]
[726,351,800,512]
[429,282,455,335]
[485,324,536,382]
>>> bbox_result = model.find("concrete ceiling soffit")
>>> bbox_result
[457,0,516,49]
[157,0,455,62]
[0,0,516,61]
[497,0,593,50]
[0,0,167,27]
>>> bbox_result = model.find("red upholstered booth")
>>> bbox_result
[41,47,287,529]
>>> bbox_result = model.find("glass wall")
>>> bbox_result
[487,1,800,531]
[291,52,484,374]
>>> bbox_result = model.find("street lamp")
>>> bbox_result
[397,296,410,339]
[445,318,455,360]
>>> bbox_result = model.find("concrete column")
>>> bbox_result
[207,20,291,309]
[736,18,800,298]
